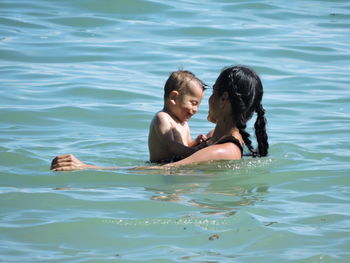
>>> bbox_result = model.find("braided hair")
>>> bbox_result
[215,66,269,157]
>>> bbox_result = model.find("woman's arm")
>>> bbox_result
[50,154,118,171]
[163,142,242,167]
[50,142,241,171]
[133,142,241,170]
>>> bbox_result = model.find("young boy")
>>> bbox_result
[148,70,207,163]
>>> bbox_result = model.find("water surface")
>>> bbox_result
[1,0,350,262]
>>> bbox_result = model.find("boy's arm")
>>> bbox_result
[187,129,214,147]
[153,114,196,157]
[188,134,207,147]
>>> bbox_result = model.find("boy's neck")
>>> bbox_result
[162,105,184,124]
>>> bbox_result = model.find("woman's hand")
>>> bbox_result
[51,154,92,171]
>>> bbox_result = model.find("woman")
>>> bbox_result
[51,66,268,171]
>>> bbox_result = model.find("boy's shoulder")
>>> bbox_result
[152,110,189,129]
[153,111,173,123]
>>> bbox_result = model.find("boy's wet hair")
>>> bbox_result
[164,70,206,99]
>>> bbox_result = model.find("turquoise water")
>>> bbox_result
[1,0,350,262]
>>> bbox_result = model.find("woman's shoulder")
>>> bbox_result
[215,135,243,156]
[197,142,242,162]
[209,141,242,160]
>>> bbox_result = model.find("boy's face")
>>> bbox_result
[173,81,204,122]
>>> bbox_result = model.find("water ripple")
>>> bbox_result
[1,0,350,262]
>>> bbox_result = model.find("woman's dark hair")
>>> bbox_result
[215,66,269,157]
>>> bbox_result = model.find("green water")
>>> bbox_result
[1,0,350,262]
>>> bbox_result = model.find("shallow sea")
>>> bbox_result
[1,0,350,262]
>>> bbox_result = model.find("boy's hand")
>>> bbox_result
[192,134,210,150]
[195,134,207,145]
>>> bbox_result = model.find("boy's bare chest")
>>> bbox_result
[171,122,189,144]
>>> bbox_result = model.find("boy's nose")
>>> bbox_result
[192,106,198,114]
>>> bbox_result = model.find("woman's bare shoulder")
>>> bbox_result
[166,142,242,167]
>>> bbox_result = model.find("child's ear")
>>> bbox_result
[169,90,179,105]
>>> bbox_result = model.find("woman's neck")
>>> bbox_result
[211,118,240,142]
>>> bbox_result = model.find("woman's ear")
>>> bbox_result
[169,90,179,105]
[220,91,229,107]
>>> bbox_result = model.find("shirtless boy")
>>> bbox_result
[148,70,207,163]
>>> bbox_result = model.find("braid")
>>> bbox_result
[254,104,269,157]
[237,121,257,157]
[229,88,257,157]
[224,67,258,157]
[216,65,269,158]
[229,90,256,157]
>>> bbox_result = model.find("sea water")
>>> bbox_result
[1,0,350,262]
